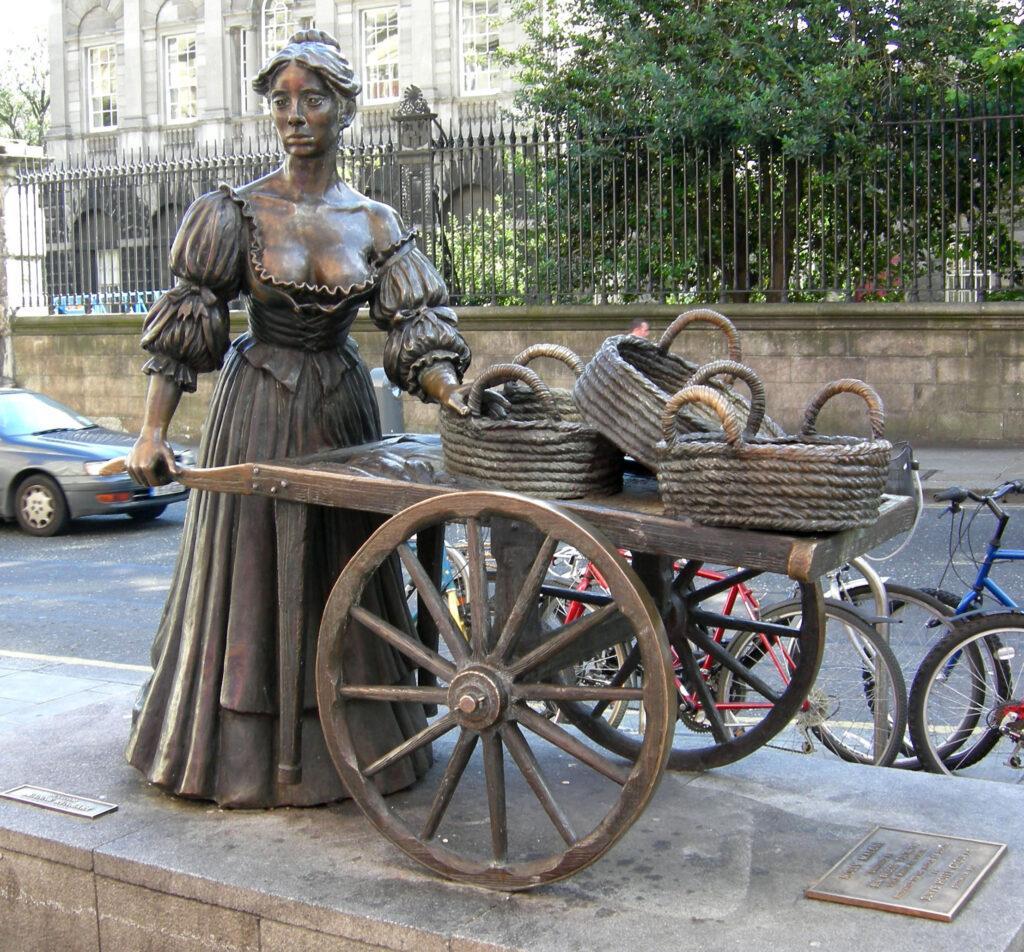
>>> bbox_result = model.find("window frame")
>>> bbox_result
[85,43,119,132]
[458,0,502,97]
[162,32,199,125]
[359,4,401,105]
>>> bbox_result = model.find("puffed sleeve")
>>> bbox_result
[370,234,472,401]
[140,188,245,393]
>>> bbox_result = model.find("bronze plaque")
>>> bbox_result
[0,785,118,819]
[806,826,1006,921]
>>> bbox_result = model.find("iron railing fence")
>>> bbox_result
[9,100,1024,312]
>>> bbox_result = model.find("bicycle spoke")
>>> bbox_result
[591,642,641,719]
[337,685,449,704]
[351,605,455,682]
[507,603,621,678]
[481,731,508,862]
[501,722,578,846]
[490,534,560,661]
[362,712,458,778]
[398,542,470,665]
[420,728,478,840]
[466,518,491,657]
[515,703,630,785]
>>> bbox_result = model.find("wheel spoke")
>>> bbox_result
[466,518,491,657]
[507,603,621,679]
[673,636,731,744]
[398,542,470,664]
[420,728,478,840]
[337,685,449,704]
[591,642,641,719]
[362,712,458,778]
[514,684,643,703]
[501,722,578,846]
[481,731,508,862]
[515,703,630,785]
[684,623,787,703]
[351,605,455,682]
[490,534,560,661]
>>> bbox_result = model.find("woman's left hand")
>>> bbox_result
[420,362,510,419]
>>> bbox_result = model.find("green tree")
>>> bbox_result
[508,0,1023,301]
[0,35,50,146]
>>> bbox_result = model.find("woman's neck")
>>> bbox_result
[279,153,341,201]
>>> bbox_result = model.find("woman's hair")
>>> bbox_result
[252,30,361,102]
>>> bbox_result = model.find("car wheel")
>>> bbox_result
[15,474,70,537]
[129,505,167,523]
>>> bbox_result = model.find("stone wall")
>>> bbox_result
[10,303,1023,446]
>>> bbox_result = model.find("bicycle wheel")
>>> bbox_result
[740,599,908,766]
[908,612,1021,776]
[557,565,825,771]
[841,583,956,768]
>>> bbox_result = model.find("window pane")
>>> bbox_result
[87,46,118,130]
[165,35,197,122]
[461,0,501,94]
[362,7,399,103]
[263,0,293,59]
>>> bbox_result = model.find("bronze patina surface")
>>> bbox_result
[806,826,1006,921]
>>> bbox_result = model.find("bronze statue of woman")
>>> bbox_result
[124,30,471,808]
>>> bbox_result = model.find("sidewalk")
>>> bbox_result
[914,445,1023,500]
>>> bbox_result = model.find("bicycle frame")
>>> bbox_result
[951,493,1023,615]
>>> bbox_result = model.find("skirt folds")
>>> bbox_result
[125,337,430,807]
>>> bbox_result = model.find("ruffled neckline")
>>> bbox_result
[217,183,418,302]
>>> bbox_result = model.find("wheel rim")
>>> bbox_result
[20,484,56,529]
[315,491,675,889]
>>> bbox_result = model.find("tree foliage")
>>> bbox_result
[511,0,1020,154]
[0,35,50,145]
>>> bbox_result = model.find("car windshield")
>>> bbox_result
[0,392,95,437]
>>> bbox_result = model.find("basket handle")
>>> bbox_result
[511,343,585,378]
[466,363,559,419]
[684,359,767,437]
[800,378,886,439]
[657,308,742,362]
[661,385,745,447]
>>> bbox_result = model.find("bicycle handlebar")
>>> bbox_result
[934,480,1023,516]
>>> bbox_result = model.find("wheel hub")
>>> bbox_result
[22,488,54,527]
[449,667,507,730]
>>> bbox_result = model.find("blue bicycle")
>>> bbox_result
[907,480,1024,776]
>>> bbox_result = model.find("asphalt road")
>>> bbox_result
[2,499,1020,668]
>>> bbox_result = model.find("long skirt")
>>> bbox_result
[125,336,431,807]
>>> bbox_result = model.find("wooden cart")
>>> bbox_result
[173,434,914,891]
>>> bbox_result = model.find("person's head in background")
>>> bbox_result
[629,318,650,338]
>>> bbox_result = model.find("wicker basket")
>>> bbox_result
[504,343,585,419]
[656,361,891,533]
[440,363,623,499]
[574,308,785,471]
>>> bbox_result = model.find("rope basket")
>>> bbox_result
[504,343,585,419]
[656,361,891,533]
[574,308,785,471]
[440,363,623,499]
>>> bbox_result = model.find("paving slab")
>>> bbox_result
[0,695,1022,952]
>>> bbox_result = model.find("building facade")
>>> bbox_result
[46,0,524,161]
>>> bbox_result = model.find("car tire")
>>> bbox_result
[15,474,70,537]
[129,505,167,523]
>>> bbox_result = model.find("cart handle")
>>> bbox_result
[466,363,559,419]
[801,378,886,439]
[657,308,742,363]
[661,385,746,447]
[511,343,585,378]
[683,359,767,438]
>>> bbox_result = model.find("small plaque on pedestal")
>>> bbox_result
[806,826,1005,921]
[1,785,118,819]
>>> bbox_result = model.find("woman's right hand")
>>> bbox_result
[126,430,180,487]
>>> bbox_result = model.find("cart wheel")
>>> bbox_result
[559,567,825,770]
[315,491,675,890]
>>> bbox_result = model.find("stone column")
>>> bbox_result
[46,0,70,160]
[121,0,146,150]
[203,0,229,123]
[314,0,337,39]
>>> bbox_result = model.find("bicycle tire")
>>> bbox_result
[841,583,955,769]
[743,599,908,767]
[908,612,1019,775]
[557,573,824,771]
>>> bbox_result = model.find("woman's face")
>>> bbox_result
[269,63,342,157]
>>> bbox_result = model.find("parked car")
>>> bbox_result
[0,387,194,536]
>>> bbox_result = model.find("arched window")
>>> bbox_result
[262,0,294,60]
